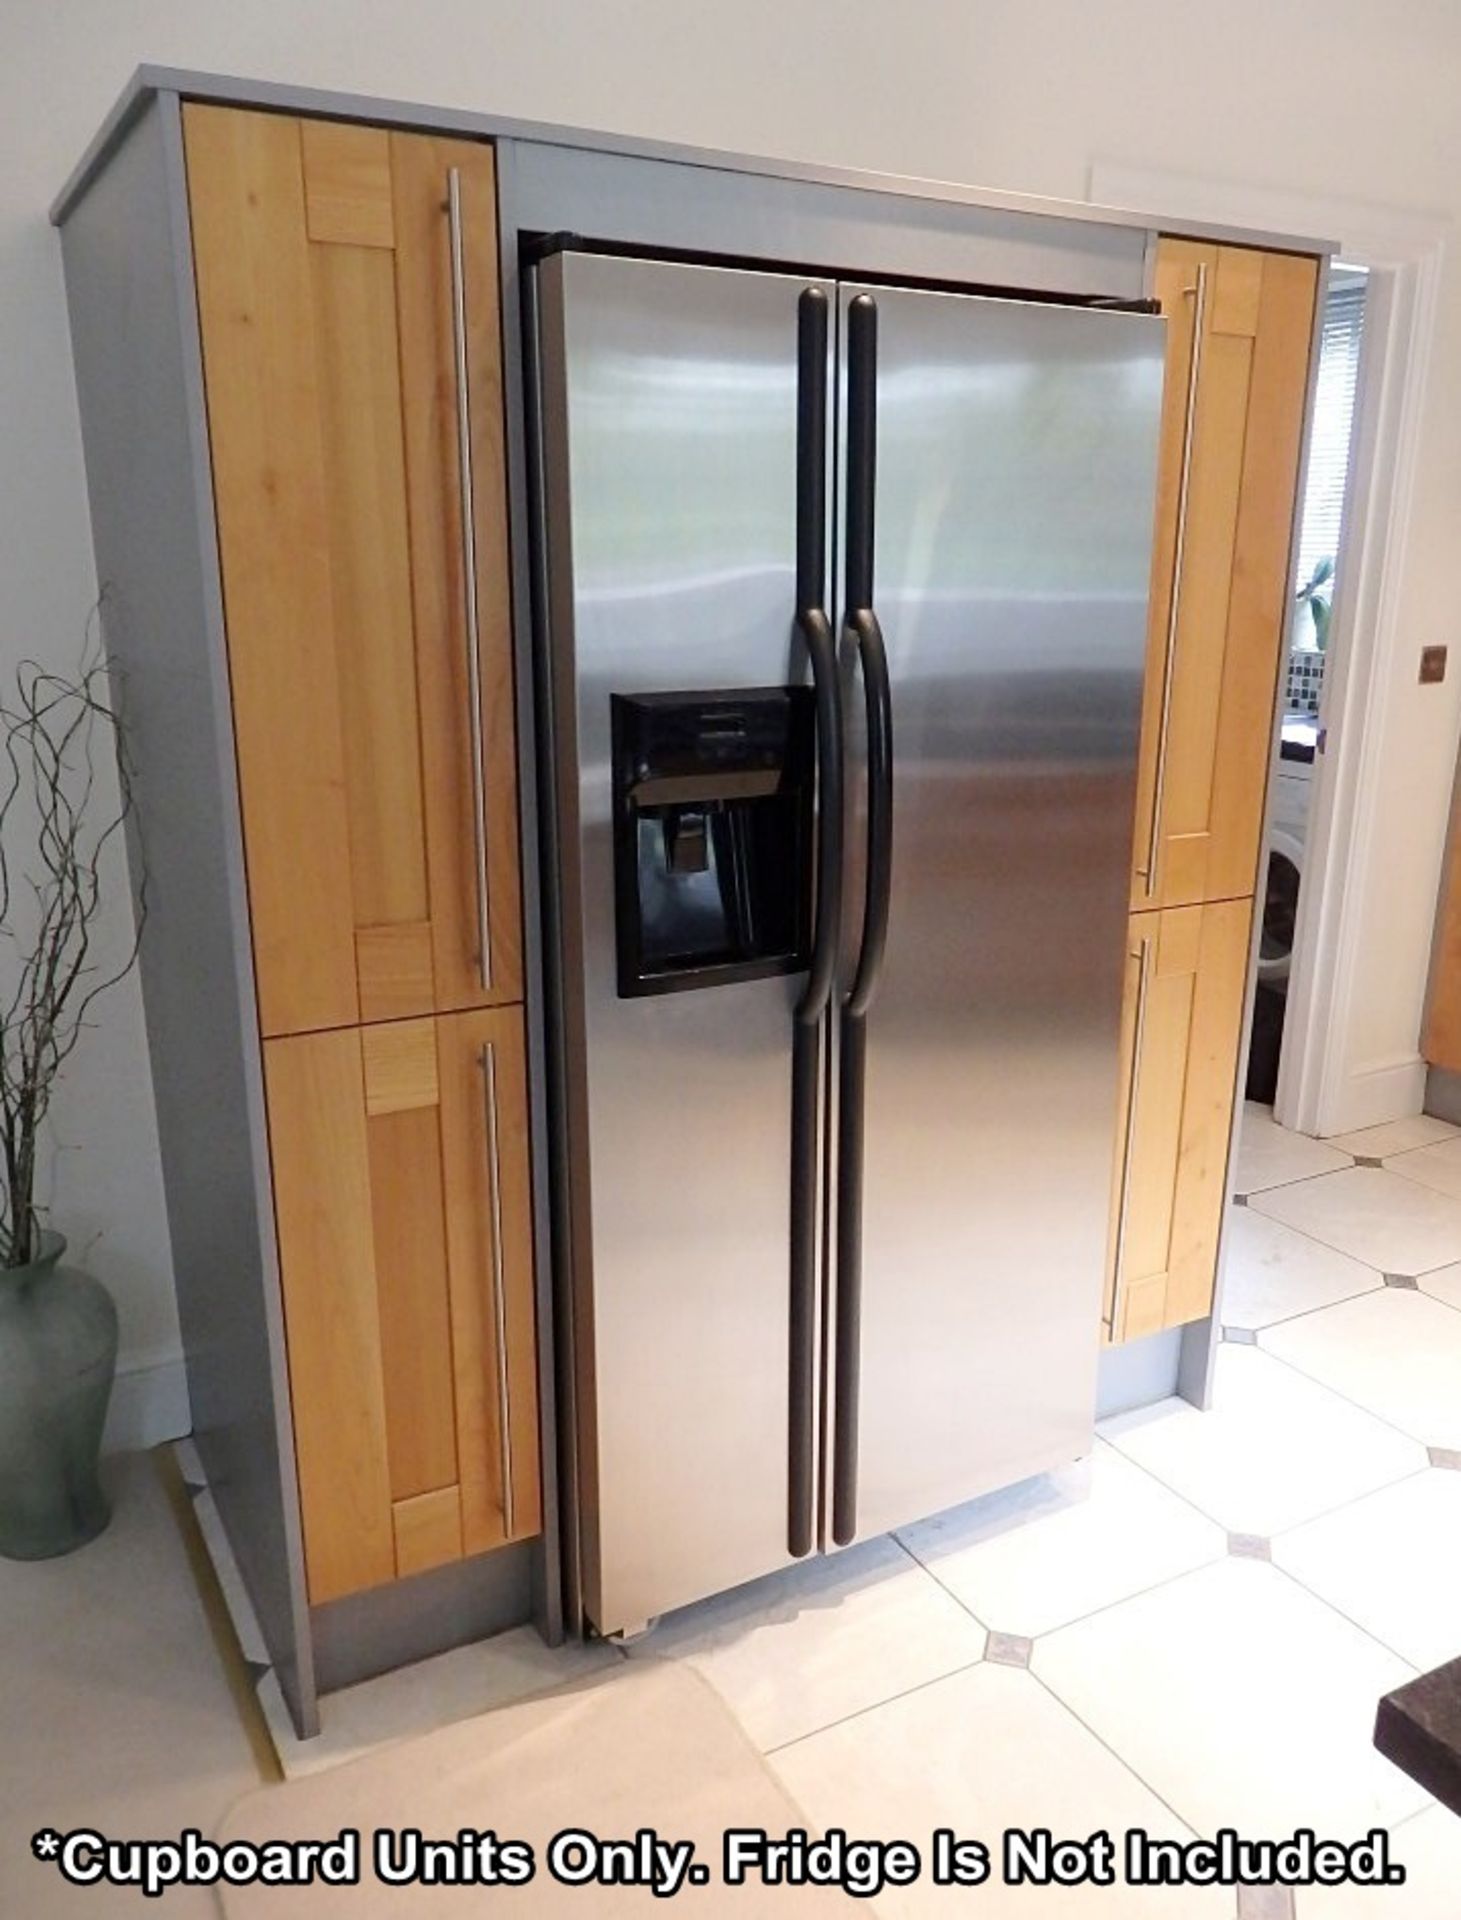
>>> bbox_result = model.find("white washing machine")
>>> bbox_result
[1258,715,1317,987]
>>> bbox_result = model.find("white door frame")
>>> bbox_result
[1091,162,1448,1136]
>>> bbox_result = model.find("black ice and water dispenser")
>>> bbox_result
[611,688,815,996]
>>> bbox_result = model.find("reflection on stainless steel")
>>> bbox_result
[533,248,1164,1634]
[839,283,1162,1538]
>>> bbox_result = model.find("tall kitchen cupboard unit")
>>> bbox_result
[1107,239,1319,1343]
[183,108,541,1596]
[57,95,545,1738]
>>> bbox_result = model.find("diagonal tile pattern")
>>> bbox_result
[770,1661,1232,1916]
[1031,1557,1424,1837]
[1384,1132,1461,1201]
[623,1532,986,1751]
[1418,1262,1461,1312]
[630,1110,1459,1913]
[1273,1470,1461,1671]
[1327,1114,1461,1160]
[1250,1164,1461,1275]
[896,1439,1225,1639]
[1099,1343,1424,1536]
[1220,1204,1382,1330]
[35,1102,1461,1918]
[1261,1288,1461,1450]
[1234,1101,1353,1195]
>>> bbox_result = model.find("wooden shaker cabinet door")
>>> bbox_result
[1131,240,1318,912]
[1105,899,1253,1342]
[185,107,521,1036]
[265,1011,539,1605]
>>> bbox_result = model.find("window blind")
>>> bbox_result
[1293,273,1367,603]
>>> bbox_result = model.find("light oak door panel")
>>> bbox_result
[311,238,433,979]
[264,1029,394,1604]
[185,106,360,1037]
[300,118,396,249]
[394,1486,465,1579]
[1132,241,1318,912]
[1105,898,1253,1342]
[265,1010,539,1604]
[363,1021,459,1506]
[186,107,521,1036]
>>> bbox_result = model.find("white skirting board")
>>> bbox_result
[1313,1053,1428,1139]
[103,1352,192,1454]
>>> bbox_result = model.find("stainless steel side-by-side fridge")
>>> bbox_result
[528,246,1165,1636]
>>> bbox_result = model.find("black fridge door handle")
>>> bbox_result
[832,291,892,1550]
[797,608,843,1023]
[842,292,892,1013]
[794,288,842,1032]
[845,607,892,1016]
[789,287,839,1560]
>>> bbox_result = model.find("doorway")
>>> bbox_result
[1246,264,1369,1106]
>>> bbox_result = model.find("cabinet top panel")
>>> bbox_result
[51,64,1336,260]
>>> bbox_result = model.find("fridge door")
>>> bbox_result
[832,282,1165,1543]
[533,251,836,1633]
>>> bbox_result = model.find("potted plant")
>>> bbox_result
[1296,554,1335,650]
[0,638,142,1558]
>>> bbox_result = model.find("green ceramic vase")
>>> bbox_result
[0,1230,118,1559]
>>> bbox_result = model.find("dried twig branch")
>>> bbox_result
[0,607,144,1267]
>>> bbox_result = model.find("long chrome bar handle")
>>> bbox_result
[448,168,493,992]
[1109,930,1153,1337]
[1140,261,1209,895]
[480,1041,515,1538]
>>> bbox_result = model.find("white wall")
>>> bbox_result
[4,0,1458,1430]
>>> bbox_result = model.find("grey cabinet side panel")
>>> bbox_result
[505,143,1146,300]
[59,96,318,1735]
[494,144,564,1646]
[310,1540,532,1696]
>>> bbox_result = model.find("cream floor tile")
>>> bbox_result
[626,1533,986,1752]
[1296,1806,1461,1915]
[1261,1288,1461,1450]
[1235,1103,1353,1196]
[1249,1166,1461,1276]
[771,1661,1230,1917]
[0,1454,263,1918]
[262,1625,619,1780]
[1328,1113,1461,1160]
[1385,1133,1461,1201]
[1032,1558,1424,1840]
[1417,1262,1461,1312]
[898,1441,1225,1639]
[1273,1470,1461,1671]
[1099,1344,1425,1536]
[1220,1206,1382,1331]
